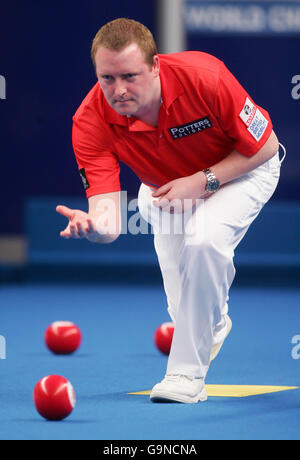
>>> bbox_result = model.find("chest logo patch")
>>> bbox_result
[168,117,213,140]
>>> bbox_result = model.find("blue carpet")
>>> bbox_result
[0,283,299,440]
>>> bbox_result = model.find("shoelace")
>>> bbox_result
[164,375,195,383]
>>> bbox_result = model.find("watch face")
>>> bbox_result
[207,179,220,192]
[203,169,220,193]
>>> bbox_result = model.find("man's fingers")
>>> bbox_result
[59,224,85,239]
[153,197,170,208]
[153,195,189,213]
[70,221,94,239]
[68,223,79,239]
[152,183,172,197]
[56,205,74,220]
[86,218,96,233]
[153,189,177,207]
[60,227,71,238]
[76,222,90,237]
[57,211,96,239]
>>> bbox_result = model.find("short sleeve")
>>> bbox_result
[72,113,121,198]
[214,62,273,156]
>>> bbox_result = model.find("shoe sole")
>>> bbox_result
[209,315,232,362]
[150,386,207,404]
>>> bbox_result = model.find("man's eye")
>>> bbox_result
[125,74,136,80]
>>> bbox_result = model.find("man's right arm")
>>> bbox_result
[56,191,121,244]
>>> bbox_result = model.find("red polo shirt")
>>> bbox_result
[72,51,273,197]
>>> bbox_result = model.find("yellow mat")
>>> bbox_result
[128,384,298,398]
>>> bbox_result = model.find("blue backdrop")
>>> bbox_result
[0,1,299,235]
[0,1,155,234]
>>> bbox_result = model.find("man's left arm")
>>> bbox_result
[152,130,279,211]
[206,129,279,187]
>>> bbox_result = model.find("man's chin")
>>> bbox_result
[114,108,136,117]
[112,101,137,117]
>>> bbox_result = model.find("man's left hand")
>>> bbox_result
[152,172,208,213]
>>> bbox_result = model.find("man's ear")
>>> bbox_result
[152,55,160,77]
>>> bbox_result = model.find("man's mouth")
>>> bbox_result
[115,99,134,103]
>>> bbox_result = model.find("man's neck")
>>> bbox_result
[135,79,162,127]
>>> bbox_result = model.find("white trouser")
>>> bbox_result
[138,153,281,378]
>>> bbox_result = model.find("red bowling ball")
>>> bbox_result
[33,375,76,420]
[45,321,82,354]
[154,322,175,355]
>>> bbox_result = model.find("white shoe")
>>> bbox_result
[150,375,207,404]
[210,314,232,362]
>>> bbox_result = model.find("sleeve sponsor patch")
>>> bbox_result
[239,97,268,141]
[79,168,90,190]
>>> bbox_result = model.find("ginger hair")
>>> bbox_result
[91,18,158,69]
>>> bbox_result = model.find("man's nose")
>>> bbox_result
[114,79,127,98]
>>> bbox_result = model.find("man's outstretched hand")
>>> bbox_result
[56,205,99,241]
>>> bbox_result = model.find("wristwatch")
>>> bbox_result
[202,168,220,194]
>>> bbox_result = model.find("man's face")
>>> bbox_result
[94,43,160,118]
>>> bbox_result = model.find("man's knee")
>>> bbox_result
[184,226,229,254]
[180,230,234,276]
